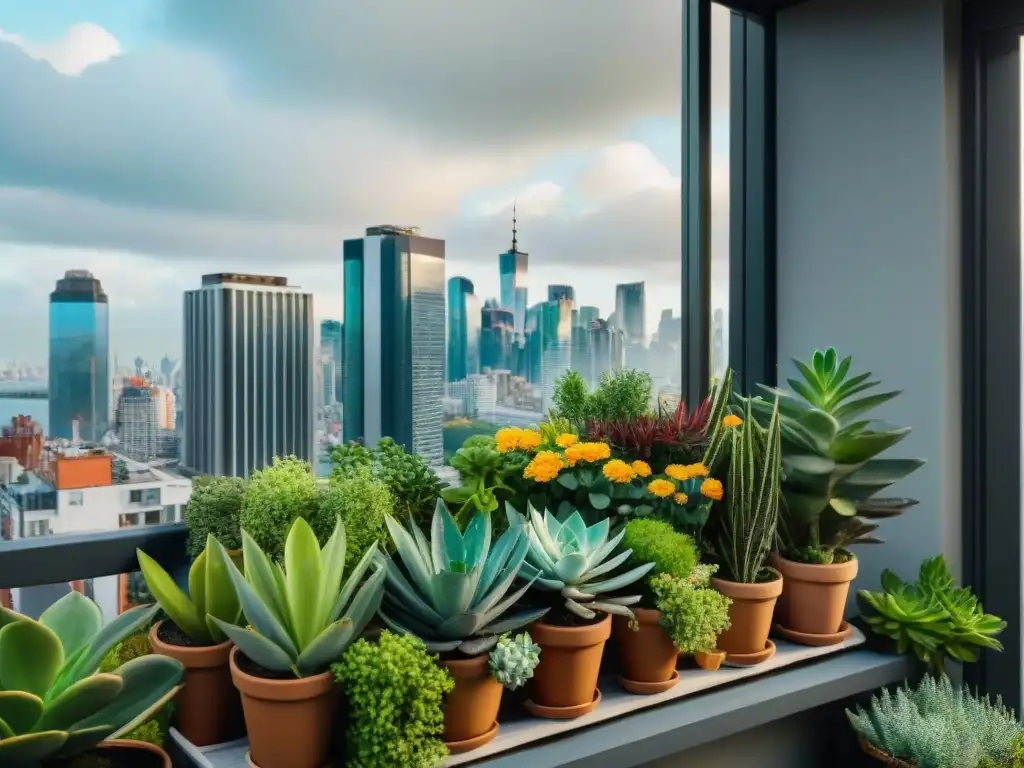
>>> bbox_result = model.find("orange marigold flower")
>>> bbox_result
[564,441,610,466]
[647,478,676,498]
[723,414,743,429]
[523,451,564,483]
[631,460,652,478]
[700,478,724,501]
[517,429,543,452]
[495,427,523,453]
[689,463,709,478]
[555,433,578,448]
[673,492,689,506]
[602,459,636,484]
[664,464,691,482]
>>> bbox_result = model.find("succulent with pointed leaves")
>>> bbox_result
[375,501,549,655]
[0,592,184,765]
[488,632,541,690]
[507,503,655,623]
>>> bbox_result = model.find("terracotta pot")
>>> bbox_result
[693,649,726,671]
[441,654,503,752]
[858,736,915,767]
[230,647,339,768]
[49,739,172,767]
[770,554,858,639]
[614,609,678,686]
[529,614,611,713]
[149,620,241,747]
[711,569,783,658]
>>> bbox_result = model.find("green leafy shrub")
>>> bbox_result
[552,369,653,433]
[184,475,247,557]
[622,518,698,578]
[318,466,393,570]
[650,572,731,655]
[239,456,320,560]
[332,631,453,768]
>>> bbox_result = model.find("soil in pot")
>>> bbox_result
[46,739,171,768]
[613,609,679,693]
[439,652,503,752]
[770,553,858,640]
[150,620,243,747]
[711,569,783,661]
[230,648,340,768]
[527,611,611,716]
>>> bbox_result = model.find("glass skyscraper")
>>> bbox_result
[320,319,343,402]
[480,307,515,371]
[615,282,647,344]
[499,249,529,341]
[48,270,110,442]
[547,284,575,304]
[343,226,445,468]
[447,277,481,382]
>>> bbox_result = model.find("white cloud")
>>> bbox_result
[0,23,121,76]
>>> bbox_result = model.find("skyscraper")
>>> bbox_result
[615,282,647,344]
[578,306,600,329]
[480,307,514,371]
[320,319,343,402]
[183,273,314,477]
[343,226,445,468]
[115,378,175,463]
[447,277,481,382]
[534,299,573,411]
[547,284,575,304]
[499,207,529,340]
[48,270,110,442]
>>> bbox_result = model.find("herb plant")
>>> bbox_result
[184,475,247,558]
[239,456,321,561]
[650,571,731,655]
[332,631,453,768]
[552,369,653,433]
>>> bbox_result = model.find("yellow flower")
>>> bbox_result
[700,478,724,501]
[517,429,543,452]
[602,459,636,484]
[555,433,578,448]
[523,451,564,483]
[631,460,652,478]
[647,478,676,498]
[563,441,611,466]
[688,463,709,478]
[673,492,689,506]
[665,463,709,482]
[723,414,743,429]
[495,427,523,453]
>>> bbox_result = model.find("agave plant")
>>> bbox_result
[737,348,925,560]
[375,502,548,655]
[0,592,184,765]
[506,504,655,621]
[137,533,242,644]
[208,515,386,677]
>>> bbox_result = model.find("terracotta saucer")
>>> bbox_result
[618,669,680,695]
[524,688,602,719]
[245,752,332,768]
[445,721,499,754]
[773,621,853,647]
[722,640,776,667]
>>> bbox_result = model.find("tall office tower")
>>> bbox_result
[115,378,175,462]
[49,270,110,442]
[499,207,529,340]
[615,282,647,344]
[447,277,481,382]
[588,319,626,386]
[343,226,445,468]
[480,307,514,371]
[547,285,575,304]
[183,273,314,477]
[319,319,344,402]
[578,305,600,329]
[537,299,573,411]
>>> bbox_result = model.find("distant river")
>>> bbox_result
[0,382,48,435]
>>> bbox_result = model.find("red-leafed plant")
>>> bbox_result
[587,397,713,470]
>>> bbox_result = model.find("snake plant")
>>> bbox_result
[137,533,242,644]
[209,515,386,677]
[0,592,183,765]
[375,502,549,655]
[506,503,655,622]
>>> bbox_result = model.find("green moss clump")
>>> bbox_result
[650,573,731,655]
[240,456,321,560]
[332,631,453,768]
[623,518,698,578]
[318,466,393,571]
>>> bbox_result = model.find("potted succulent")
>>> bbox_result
[184,475,247,569]
[703,396,784,665]
[739,349,925,645]
[375,503,548,753]
[206,516,386,768]
[0,592,184,767]
[137,534,243,746]
[507,504,654,717]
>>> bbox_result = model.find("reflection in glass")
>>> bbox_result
[710,3,731,380]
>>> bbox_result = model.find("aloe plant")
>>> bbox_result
[737,348,925,561]
[375,502,548,655]
[137,534,242,644]
[507,503,655,622]
[208,515,386,677]
[0,592,183,765]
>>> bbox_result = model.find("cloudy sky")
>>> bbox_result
[0,0,732,366]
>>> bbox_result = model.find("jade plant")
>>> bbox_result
[239,456,321,561]
[738,348,925,564]
[137,533,242,644]
[0,593,184,764]
[375,502,548,654]
[857,554,1006,676]
[184,475,247,558]
[508,503,655,622]
[488,632,541,690]
[208,515,386,677]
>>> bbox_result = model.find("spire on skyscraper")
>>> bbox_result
[512,200,518,253]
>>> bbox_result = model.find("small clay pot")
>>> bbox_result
[614,609,679,693]
[52,739,171,767]
[858,736,915,767]
[711,569,783,660]
[441,654,503,753]
[230,648,339,768]
[693,649,726,671]
[528,614,611,715]
[150,621,241,747]
[770,554,858,641]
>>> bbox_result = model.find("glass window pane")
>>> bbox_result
[710,3,731,381]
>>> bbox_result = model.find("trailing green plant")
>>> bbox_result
[858,555,1006,676]
[137,533,242,644]
[488,632,541,690]
[737,348,925,563]
[0,592,184,764]
[332,631,453,768]
[376,503,548,654]
[622,518,698,579]
[509,503,655,622]
[847,674,1023,768]
[184,475,247,558]
[650,572,731,655]
[318,466,394,571]
[208,515,386,677]
[239,456,321,561]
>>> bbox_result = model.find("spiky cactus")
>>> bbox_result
[488,633,540,690]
